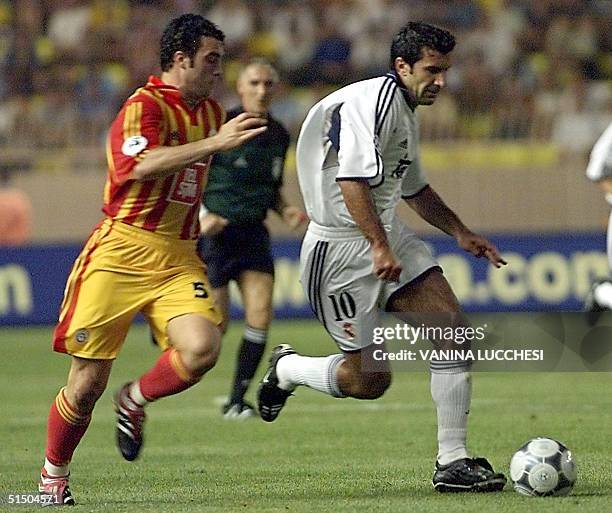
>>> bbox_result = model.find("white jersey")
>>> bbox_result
[586,122,612,182]
[296,73,428,230]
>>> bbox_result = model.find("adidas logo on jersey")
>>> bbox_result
[234,156,248,168]
[399,138,408,150]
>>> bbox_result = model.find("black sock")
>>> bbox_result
[229,327,267,404]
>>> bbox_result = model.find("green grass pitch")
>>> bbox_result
[0,321,610,512]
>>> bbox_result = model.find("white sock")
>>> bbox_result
[594,281,612,309]
[129,381,149,407]
[430,370,472,465]
[43,458,69,479]
[276,354,345,397]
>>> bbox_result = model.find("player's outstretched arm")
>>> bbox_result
[132,113,267,181]
[404,185,507,268]
[339,179,402,281]
[455,231,507,268]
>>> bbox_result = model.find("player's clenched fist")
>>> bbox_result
[200,213,229,236]
[215,112,267,151]
[371,242,402,282]
[281,206,308,231]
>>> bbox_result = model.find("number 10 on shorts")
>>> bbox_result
[329,292,356,321]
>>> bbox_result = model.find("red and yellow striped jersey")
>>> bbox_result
[103,76,225,240]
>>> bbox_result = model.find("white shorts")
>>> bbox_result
[299,218,439,352]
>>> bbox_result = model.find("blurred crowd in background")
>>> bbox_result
[0,0,610,168]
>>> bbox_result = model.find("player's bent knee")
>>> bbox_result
[185,346,219,376]
[196,342,220,374]
[218,318,229,335]
[169,315,222,375]
[179,334,221,376]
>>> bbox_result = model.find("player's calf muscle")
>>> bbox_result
[339,369,391,399]
[336,350,392,398]
[65,385,105,414]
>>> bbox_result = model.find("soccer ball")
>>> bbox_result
[510,437,577,496]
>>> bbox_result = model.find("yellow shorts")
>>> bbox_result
[53,218,221,359]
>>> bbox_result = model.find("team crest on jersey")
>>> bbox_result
[343,322,356,340]
[75,329,90,344]
[121,135,148,156]
[391,156,412,178]
[167,161,208,205]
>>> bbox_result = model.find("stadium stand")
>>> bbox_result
[0,0,610,241]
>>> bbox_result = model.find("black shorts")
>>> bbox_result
[198,222,274,288]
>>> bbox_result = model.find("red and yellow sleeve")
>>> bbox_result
[107,93,164,186]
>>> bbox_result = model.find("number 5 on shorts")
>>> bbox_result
[193,282,209,298]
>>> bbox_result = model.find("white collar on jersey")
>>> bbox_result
[385,71,418,112]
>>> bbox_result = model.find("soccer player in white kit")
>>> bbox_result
[258,22,507,492]
[584,122,612,320]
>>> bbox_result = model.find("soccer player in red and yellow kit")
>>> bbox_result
[37,14,267,505]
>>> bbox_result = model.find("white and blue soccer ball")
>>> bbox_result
[510,437,577,496]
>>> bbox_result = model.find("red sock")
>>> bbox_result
[139,349,199,401]
[45,388,91,467]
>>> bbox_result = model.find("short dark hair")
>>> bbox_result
[160,14,225,72]
[390,22,455,68]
